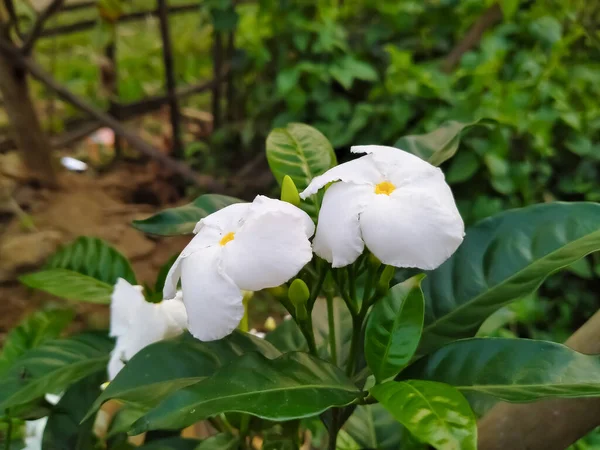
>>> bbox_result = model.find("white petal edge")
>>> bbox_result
[110,278,145,338]
[249,195,315,237]
[222,211,313,291]
[180,246,244,341]
[193,202,251,234]
[300,154,381,198]
[359,183,464,270]
[312,182,373,268]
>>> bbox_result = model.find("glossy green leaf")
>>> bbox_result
[265,318,307,352]
[42,371,105,450]
[88,331,281,417]
[107,405,146,437]
[19,269,113,304]
[138,437,200,450]
[46,236,136,285]
[365,275,425,382]
[266,123,337,217]
[402,338,600,402]
[195,433,239,450]
[371,380,476,450]
[0,332,112,410]
[395,119,492,166]
[131,352,363,433]
[0,308,74,374]
[132,194,243,236]
[420,202,600,355]
[344,404,403,450]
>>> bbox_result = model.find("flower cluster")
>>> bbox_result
[107,145,464,373]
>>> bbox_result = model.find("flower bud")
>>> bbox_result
[264,316,277,331]
[288,278,310,320]
[281,175,301,207]
[376,265,395,296]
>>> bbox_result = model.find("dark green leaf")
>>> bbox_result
[313,296,353,367]
[395,119,493,166]
[266,123,337,218]
[344,404,403,450]
[371,380,476,450]
[132,194,243,236]
[87,331,280,418]
[154,254,179,295]
[0,309,74,374]
[445,151,480,184]
[403,338,600,402]
[42,371,105,450]
[138,437,200,450]
[195,433,239,450]
[131,352,363,433]
[46,236,137,285]
[0,332,112,410]
[19,269,113,304]
[365,275,425,382]
[265,318,307,352]
[420,202,600,355]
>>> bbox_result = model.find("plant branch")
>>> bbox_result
[441,3,503,73]
[21,0,64,55]
[478,309,600,450]
[326,290,338,365]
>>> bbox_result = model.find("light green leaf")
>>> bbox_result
[19,269,113,304]
[395,119,492,166]
[365,275,425,383]
[403,338,600,402]
[130,352,363,433]
[500,0,520,19]
[266,123,337,218]
[0,332,112,410]
[265,318,307,353]
[420,202,600,355]
[0,308,74,374]
[42,371,105,450]
[87,331,280,418]
[132,194,243,236]
[195,433,239,450]
[344,404,404,450]
[46,236,136,285]
[371,380,476,450]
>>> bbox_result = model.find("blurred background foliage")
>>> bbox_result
[7,0,600,444]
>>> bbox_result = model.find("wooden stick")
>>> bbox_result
[478,309,600,450]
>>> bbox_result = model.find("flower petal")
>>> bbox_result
[312,182,372,267]
[110,278,145,337]
[351,145,443,187]
[359,182,464,269]
[108,338,127,380]
[300,155,381,198]
[193,202,251,234]
[180,246,244,341]
[222,211,313,291]
[249,195,315,237]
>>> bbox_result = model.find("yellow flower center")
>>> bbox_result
[375,181,396,195]
[219,232,235,246]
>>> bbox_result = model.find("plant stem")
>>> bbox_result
[326,290,338,365]
[345,314,364,377]
[239,414,251,449]
[4,417,11,450]
[327,410,340,450]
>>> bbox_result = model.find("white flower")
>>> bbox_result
[109,278,187,380]
[164,195,315,342]
[300,145,464,269]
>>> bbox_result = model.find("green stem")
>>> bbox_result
[326,290,338,365]
[4,417,11,450]
[345,314,364,377]
[308,264,328,310]
[327,410,340,450]
[239,414,251,449]
[347,266,356,307]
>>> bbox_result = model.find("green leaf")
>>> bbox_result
[153,254,179,296]
[445,151,480,184]
[42,371,105,450]
[195,433,240,450]
[0,309,74,374]
[87,331,281,418]
[132,194,243,236]
[395,119,492,166]
[313,296,353,367]
[500,0,520,19]
[0,332,112,410]
[365,275,425,383]
[265,318,307,352]
[344,404,404,450]
[420,202,600,355]
[371,380,476,450]
[138,437,200,449]
[130,352,363,433]
[402,338,600,402]
[19,269,114,304]
[46,236,137,285]
[266,123,337,218]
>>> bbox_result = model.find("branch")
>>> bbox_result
[21,0,64,55]
[441,3,503,73]
[478,309,600,450]
[0,37,215,189]
[3,0,23,39]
